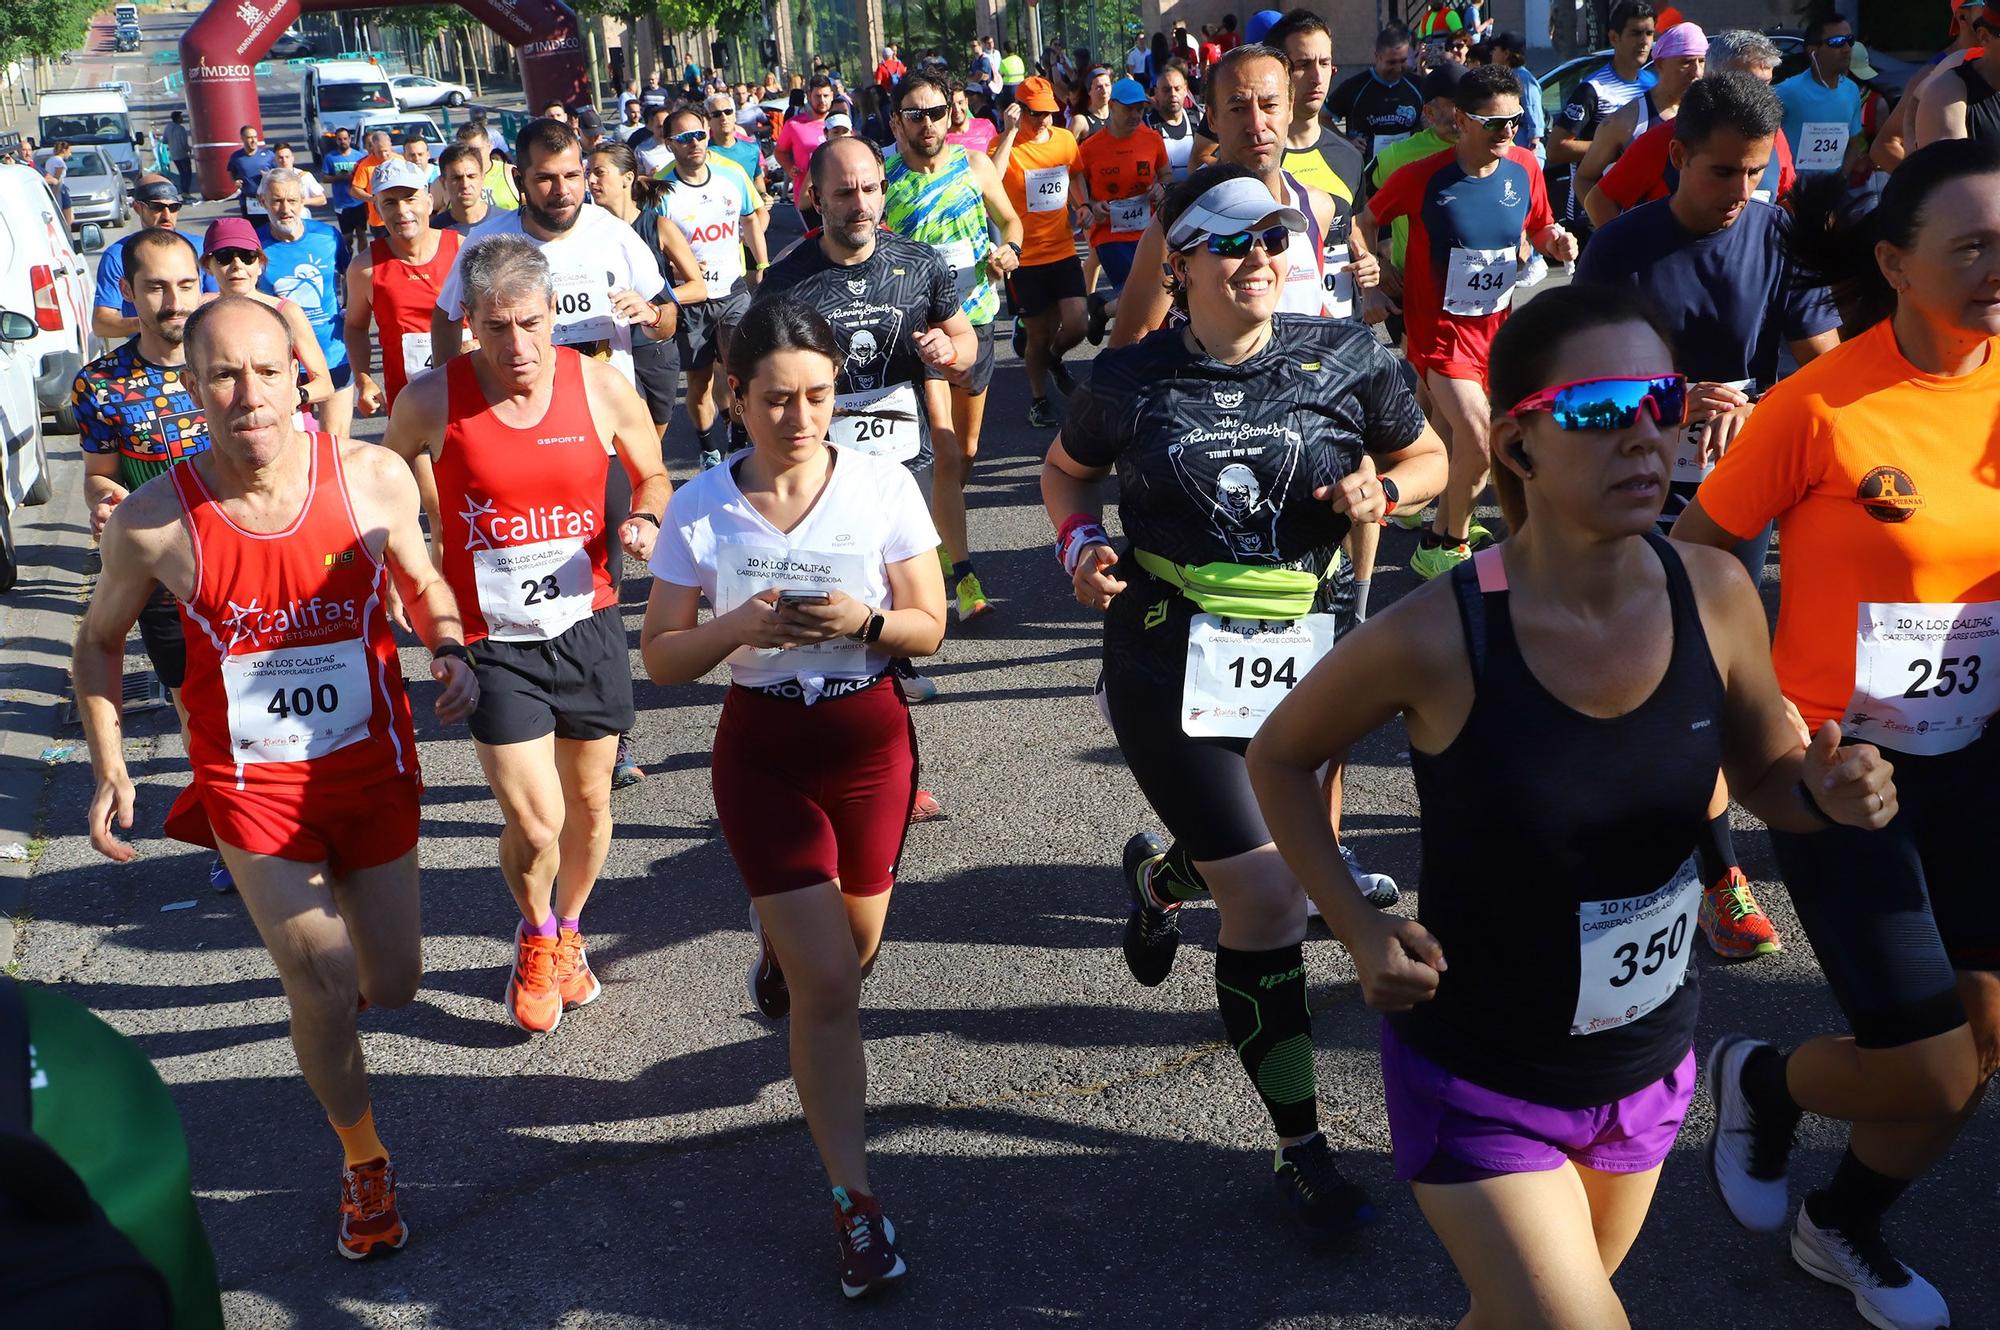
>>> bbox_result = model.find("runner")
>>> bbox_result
[323,128,368,248]
[1074,78,1169,341]
[1869,7,1985,170]
[1588,33,1796,224]
[1916,5,2000,147]
[347,130,397,239]
[775,74,837,229]
[655,109,769,467]
[199,219,336,420]
[1327,24,1425,165]
[75,294,479,1260]
[1676,139,2000,1330]
[90,177,216,341]
[884,70,1024,622]
[1354,63,1579,580]
[344,159,463,420]
[1774,14,1865,180]
[639,297,946,1301]
[1248,280,1897,1330]
[944,79,997,154]
[753,135,973,723]
[257,167,355,438]
[269,142,327,205]
[1045,164,1446,1231]
[706,91,774,212]
[1148,60,1197,182]
[992,77,1087,428]
[1365,63,1466,394]
[1071,66,1114,142]
[1547,1,1659,227]
[429,143,492,235]
[384,234,669,1035]
[1572,21,1707,225]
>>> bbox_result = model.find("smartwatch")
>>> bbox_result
[297,383,312,408]
[847,608,885,644]
[1378,475,1400,514]
[432,642,475,668]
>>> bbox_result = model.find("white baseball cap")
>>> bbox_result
[1165,177,1306,250]
[371,157,431,194]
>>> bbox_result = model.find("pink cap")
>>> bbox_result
[1652,22,1709,60]
[201,216,264,257]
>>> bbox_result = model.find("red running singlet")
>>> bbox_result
[433,347,614,645]
[170,432,416,791]
[371,228,462,410]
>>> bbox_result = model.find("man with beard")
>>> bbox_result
[754,134,972,729]
[258,167,354,436]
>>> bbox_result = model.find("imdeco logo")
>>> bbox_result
[187,55,254,81]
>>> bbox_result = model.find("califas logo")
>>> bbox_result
[460,496,598,550]
[221,596,359,650]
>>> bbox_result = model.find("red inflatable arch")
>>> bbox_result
[179,0,587,199]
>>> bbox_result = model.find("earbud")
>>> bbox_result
[1510,440,1533,477]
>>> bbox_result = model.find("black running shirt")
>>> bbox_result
[1326,71,1427,163]
[752,230,959,471]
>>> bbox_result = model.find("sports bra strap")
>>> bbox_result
[1448,557,1491,681]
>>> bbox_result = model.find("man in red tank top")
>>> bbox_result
[343,158,463,419]
[74,296,480,1261]
[385,233,670,1036]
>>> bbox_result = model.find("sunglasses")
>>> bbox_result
[1177,225,1293,258]
[1508,375,1688,431]
[897,104,950,123]
[1818,34,1856,48]
[208,248,262,267]
[708,107,735,117]
[1464,110,1524,135]
[671,129,708,144]
[138,200,181,211]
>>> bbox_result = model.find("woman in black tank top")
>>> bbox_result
[1248,284,1898,1328]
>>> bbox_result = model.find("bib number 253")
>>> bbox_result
[1904,654,1981,699]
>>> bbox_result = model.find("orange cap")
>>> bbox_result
[1015,76,1060,113]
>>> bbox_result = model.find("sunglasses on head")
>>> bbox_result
[1819,34,1856,48]
[1464,110,1524,135]
[897,104,950,123]
[1177,225,1292,258]
[209,248,262,267]
[671,129,708,144]
[1508,375,1688,431]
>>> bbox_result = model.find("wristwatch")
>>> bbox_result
[1378,475,1400,514]
[1004,240,1022,258]
[847,608,885,644]
[297,383,311,408]
[433,643,475,667]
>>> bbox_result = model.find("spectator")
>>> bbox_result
[162,111,192,195]
[876,44,907,91]
[1127,33,1150,80]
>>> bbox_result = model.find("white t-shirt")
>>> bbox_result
[437,203,666,388]
[289,169,328,203]
[661,167,755,292]
[649,448,939,699]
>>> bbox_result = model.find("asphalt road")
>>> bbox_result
[4,13,1997,1330]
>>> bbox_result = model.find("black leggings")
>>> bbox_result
[1102,653,1271,864]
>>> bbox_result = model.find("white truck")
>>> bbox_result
[302,61,398,168]
[37,89,140,183]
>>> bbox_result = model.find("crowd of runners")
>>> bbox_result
[56,2,2000,1323]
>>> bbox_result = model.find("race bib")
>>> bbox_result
[1320,241,1355,320]
[1442,246,1517,317]
[1108,194,1151,232]
[714,542,871,675]
[829,381,922,463]
[551,268,617,351]
[400,331,434,381]
[1796,121,1849,173]
[472,538,595,641]
[221,638,372,764]
[1371,130,1412,157]
[1673,378,1753,483]
[1572,857,1700,1036]
[1181,613,1339,738]
[937,238,976,272]
[1844,601,2000,755]
[1025,165,1069,213]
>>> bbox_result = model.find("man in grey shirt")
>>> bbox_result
[163,111,193,195]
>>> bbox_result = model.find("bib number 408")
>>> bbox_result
[266,684,341,721]
[1905,654,1981,699]
[1225,655,1299,689]
[557,290,593,315]
[1609,913,1688,988]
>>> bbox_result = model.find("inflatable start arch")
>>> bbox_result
[179,0,587,199]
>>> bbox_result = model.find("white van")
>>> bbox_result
[302,61,397,167]
[37,89,140,182]
[112,3,140,23]
[0,163,92,428]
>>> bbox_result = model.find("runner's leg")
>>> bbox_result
[935,382,985,566]
[551,733,619,923]
[1426,371,1491,544]
[1049,294,1088,365]
[1024,306,1058,398]
[1201,844,1315,1145]
[328,847,423,1011]
[475,734,568,930]
[756,881,871,1193]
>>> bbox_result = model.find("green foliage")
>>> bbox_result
[0,0,102,67]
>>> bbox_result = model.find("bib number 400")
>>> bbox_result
[1226,655,1298,689]
[266,683,341,721]
[1905,654,1981,699]
[1608,912,1688,989]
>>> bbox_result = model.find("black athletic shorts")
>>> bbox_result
[136,585,186,690]
[1009,256,1086,318]
[961,321,995,395]
[633,336,681,428]
[1769,726,2000,1049]
[674,288,750,371]
[469,606,636,747]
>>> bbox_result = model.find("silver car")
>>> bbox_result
[33,149,127,228]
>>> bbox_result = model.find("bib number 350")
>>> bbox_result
[1571,857,1700,1036]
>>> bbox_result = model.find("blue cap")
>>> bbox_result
[1109,77,1149,105]
[1243,10,1286,43]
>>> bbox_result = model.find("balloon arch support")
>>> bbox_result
[179,0,586,199]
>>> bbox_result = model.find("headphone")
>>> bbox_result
[1509,439,1533,476]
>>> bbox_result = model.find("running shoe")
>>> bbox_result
[1703,1034,1793,1233]
[911,789,948,823]
[747,904,789,1020]
[1120,831,1181,987]
[1011,318,1026,359]
[1273,1134,1376,1232]
[1027,396,1059,429]
[210,856,236,893]
[1049,358,1077,397]
[893,657,939,703]
[1388,505,1431,531]
[611,735,644,790]
[1791,1204,1949,1330]
[1410,540,1472,581]
[1464,521,1497,552]
[336,1157,409,1261]
[1699,867,1782,958]
[833,1186,907,1299]
[1338,842,1400,909]
[505,929,563,1034]
[1085,291,1111,345]
[554,927,602,1010]
[954,570,993,622]
[698,448,724,471]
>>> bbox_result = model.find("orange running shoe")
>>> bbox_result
[1698,867,1782,958]
[506,929,563,1033]
[336,1157,409,1260]
[555,927,602,1010]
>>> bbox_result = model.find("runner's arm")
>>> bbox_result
[1789,329,1841,364]
[654,213,709,308]
[430,304,462,361]
[1040,435,1126,609]
[342,249,382,414]
[1107,218,1169,347]
[347,442,478,722]
[1571,102,1631,205]
[1870,91,1914,170]
[92,304,140,340]
[967,150,1025,252]
[589,359,672,550]
[281,300,334,406]
[1915,76,1971,145]
[82,451,126,535]
[378,366,446,554]
[991,104,1023,171]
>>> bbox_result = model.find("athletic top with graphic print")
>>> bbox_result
[73,339,210,492]
[1327,70,1427,161]
[1064,314,1425,679]
[1552,62,1655,218]
[751,230,959,472]
[883,145,1000,325]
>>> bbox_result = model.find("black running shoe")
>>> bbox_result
[1274,1134,1376,1232]
[1120,832,1181,987]
[1085,292,1110,346]
[833,1186,906,1299]
[747,905,789,1021]
[1049,357,1077,396]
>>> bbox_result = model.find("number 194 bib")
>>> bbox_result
[1572,857,1700,1037]
[1181,613,1338,738]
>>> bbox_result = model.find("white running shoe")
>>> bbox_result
[1519,252,1551,289]
[1338,842,1399,909]
[1792,1205,1950,1330]
[1703,1034,1792,1232]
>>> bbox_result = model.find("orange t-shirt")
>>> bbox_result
[1075,124,1169,247]
[351,151,391,227]
[1698,320,2000,754]
[997,126,1081,266]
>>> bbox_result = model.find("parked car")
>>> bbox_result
[354,110,448,153]
[389,74,470,110]
[269,30,316,59]
[34,148,127,228]
[0,163,95,440]
[0,306,46,592]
